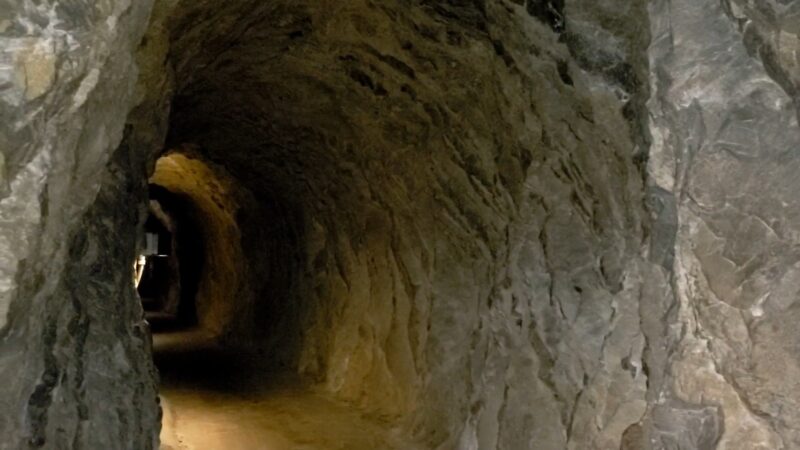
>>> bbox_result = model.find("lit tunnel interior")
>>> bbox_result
[138,148,303,350]
[124,1,650,448]
[134,3,475,447]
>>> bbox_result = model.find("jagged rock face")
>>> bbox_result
[643,0,800,449]
[0,1,799,450]
[149,152,248,336]
[142,2,651,448]
[0,2,160,449]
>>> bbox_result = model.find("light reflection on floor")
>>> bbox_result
[154,329,418,450]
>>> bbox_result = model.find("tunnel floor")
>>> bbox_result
[152,326,420,450]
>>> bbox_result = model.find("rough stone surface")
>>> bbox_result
[0,1,160,449]
[142,1,651,448]
[643,0,800,448]
[0,0,798,449]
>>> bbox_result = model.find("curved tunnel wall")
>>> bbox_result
[149,151,246,336]
[137,1,651,446]
[138,198,181,316]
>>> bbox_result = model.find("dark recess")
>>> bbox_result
[527,0,566,33]
[146,184,204,330]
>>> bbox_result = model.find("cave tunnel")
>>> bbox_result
[131,2,651,446]
[137,181,201,329]
[136,2,621,447]
[3,0,800,449]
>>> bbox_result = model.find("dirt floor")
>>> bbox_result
[153,329,420,450]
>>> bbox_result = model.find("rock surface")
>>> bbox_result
[154,328,423,450]
[642,0,800,448]
[0,0,798,449]
[0,1,160,449]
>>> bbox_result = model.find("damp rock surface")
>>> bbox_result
[0,0,799,449]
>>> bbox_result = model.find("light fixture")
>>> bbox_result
[134,255,147,288]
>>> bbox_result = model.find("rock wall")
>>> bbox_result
[0,1,159,448]
[640,0,800,448]
[0,0,799,449]
[140,1,652,448]
[149,151,248,336]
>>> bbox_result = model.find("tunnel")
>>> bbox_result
[2,0,800,449]
[127,2,653,447]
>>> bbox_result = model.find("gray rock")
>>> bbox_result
[0,1,159,448]
[0,0,798,448]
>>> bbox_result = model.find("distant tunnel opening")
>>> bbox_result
[136,201,177,316]
[140,152,260,339]
[136,182,203,331]
[10,0,799,448]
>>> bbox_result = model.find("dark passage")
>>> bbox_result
[139,184,203,331]
[136,153,418,450]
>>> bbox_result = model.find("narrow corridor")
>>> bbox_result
[153,327,420,450]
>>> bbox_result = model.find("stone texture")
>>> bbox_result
[0,0,799,449]
[134,2,652,448]
[643,0,800,448]
[0,1,160,448]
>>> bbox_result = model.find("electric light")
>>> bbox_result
[134,255,147,288]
